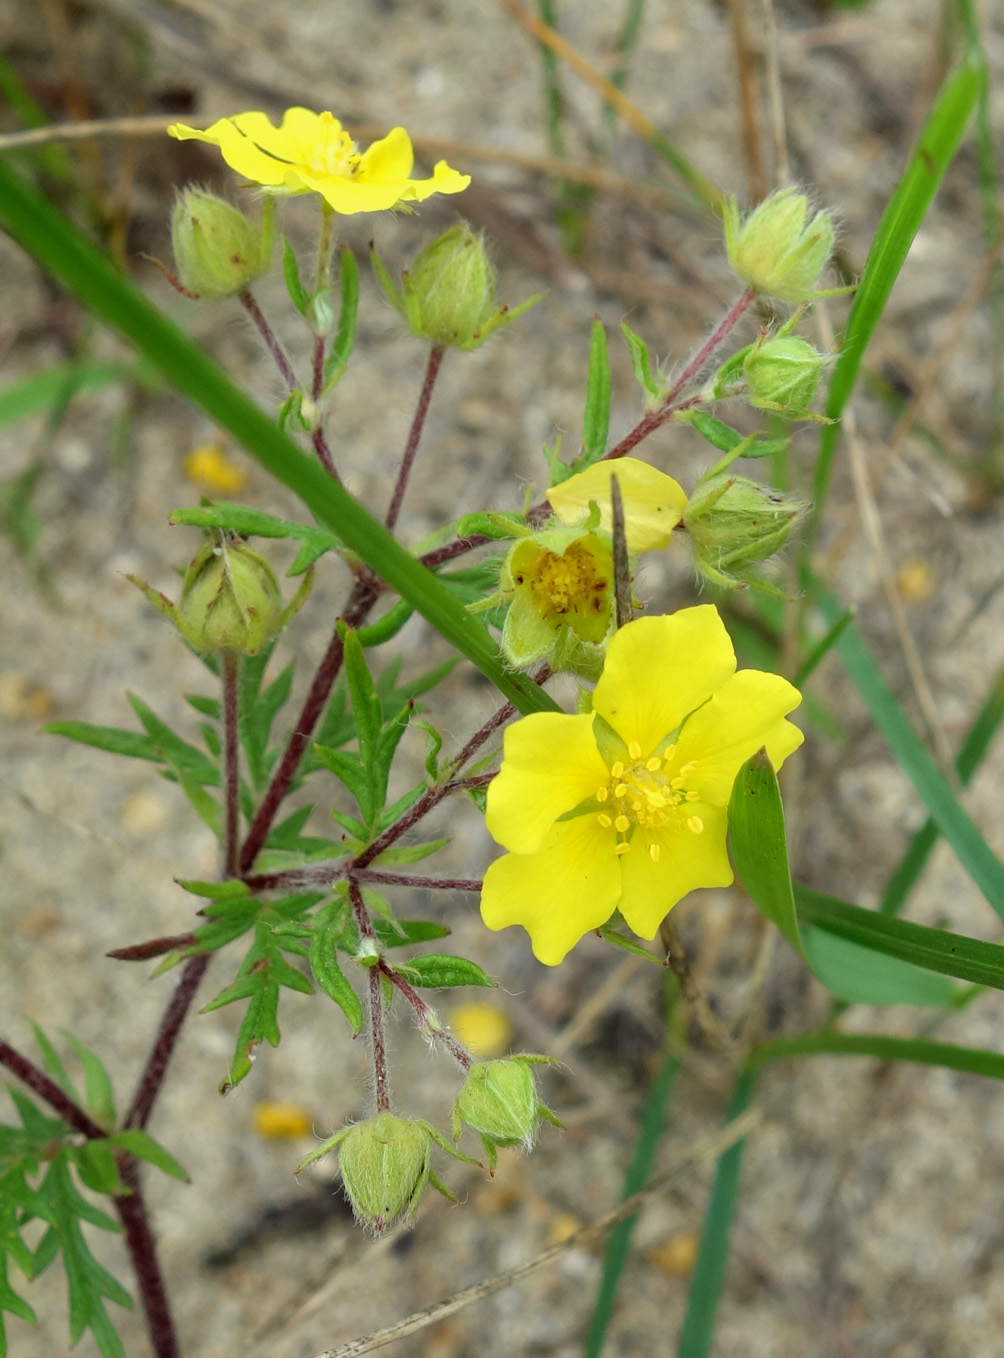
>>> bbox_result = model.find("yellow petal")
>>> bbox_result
[183,116,291,186]
[182,444,248,494]
[356,126,415,183]
[617,805,732,938]
[397,160,472,203]
[547,458,687,552]
[673,670,803,805]
[486,712,607,854]
[272,107,334,160]
[481,817,621,965]
[285,169,406,213]
[593,609,735,758]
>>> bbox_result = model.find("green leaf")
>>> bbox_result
[0,361,135,428]
[677,1069,756,1358]
[61,1034,116,1128]
[370,918,451,949]
[355,597,414,648]
[73,1141,125,1197]
[801,927,958,1007]
[128,694,220,786]
[596,925,664,964]
[811,59,981,529]
[399,954,495,989]
[110,1130,189,1183]
[322,244,360,393]
[176,877,251,901]
[169,501,339,571]
[683,411,785,460]
[823,595,1004,922]
[27,1022,75,1102]
[795,883,1004,991]
[752,1031,1004,1083]
[727,751,804,957]
[580,317,611,466]
[620,321,664,403]
[281,235,309,316]
[309,908,364,1033]
[0,157,560,719]
[44,720,159,764]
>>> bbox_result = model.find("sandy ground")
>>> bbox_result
[4,1,1004,1355]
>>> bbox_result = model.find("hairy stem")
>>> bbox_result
[115,1159,179,1358]
[239,288,299,391]
[125,955,210,1131]
[385,345,445,531]
[239,575,380,873]
[350,882,390,1112]
[222,651,240,879]
[377,959,473,1071]
[0,1038,103,1138]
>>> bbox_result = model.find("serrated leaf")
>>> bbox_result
[61,1034,116,1128]
[309,916,364,1033]
[313,744,373,822]
[728,750,804,958]
[44,721,159,763]
[399,954,495,989]
[27,1022,75,1102]
[111,1130,189,1182]
[127,694,220,786]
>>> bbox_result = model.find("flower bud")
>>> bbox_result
[724,187,834,304]
[371,226,544,350]
[498,524,616,669]
[452,1057,560,1173]
[171,188,274,299]
[129,534,312,655]
[744,335,824,417]
[337,1113,432,1235]
[683,474,805,595]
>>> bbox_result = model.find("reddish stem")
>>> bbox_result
[355,869,482,891]
[125,955,210,1131]
[238,576,380,873]
[0,1039,103,1139]
[312,334,325,402]
[222,652,240,879]
[377,960,473,1071]
[115,1159,180,1358]
[239,289,299,391]
[350,882,390,1112]
[385,345,445,531]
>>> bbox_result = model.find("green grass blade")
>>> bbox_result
[676,1068,756,1358]
[0,155,558,720]
[810,59,980,533]
[584,1050,678,1357]
[822,594,1004,921]
[728,751,804,958]
[795,883,1004,990]
[752,1032,1004,1082]
[881,661,1004,915]
[0,362,135,428]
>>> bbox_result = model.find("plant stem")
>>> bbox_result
[356,869,483,891]
[239,575,380,873]
[385,345,445,531]
[377,959,473,1070]
[350,882,390,1112]
[312,203,336,403]
[239,288,299,391]
[222,651,240,879]
[125,955,210,1131]
[0,1038,103,1138]
[115,1159,179,1358]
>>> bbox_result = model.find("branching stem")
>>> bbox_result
[377,959,473,1071]
[349,882,390,1112]
[222,651,241,879]
[386,345,445,531]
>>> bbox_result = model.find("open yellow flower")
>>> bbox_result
[546,458,687,552]
[167,109,470,214]
[481,607,802,964]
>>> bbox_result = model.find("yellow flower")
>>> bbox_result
[480,607,802,964]
[546,458,687,552]
[167,108,470,215]
[183,442,248,494]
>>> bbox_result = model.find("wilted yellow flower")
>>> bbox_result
[183,443,248,494]
[168,109,470,214]
[480,607,803,964]
[253,1102,312,1141]
[547,458,687,553]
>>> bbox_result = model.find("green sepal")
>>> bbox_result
[277,389,314,433]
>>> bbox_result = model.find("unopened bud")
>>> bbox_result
[171,188,273,299]
[452,1056,560,1173]
[338,1114,432,1235]
[129,534,312,655]
[684,475,805,595]
[371,225,544,350]
[744,335,824,417]
[724,188,834,304]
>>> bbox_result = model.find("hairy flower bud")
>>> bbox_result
[724,188,834,304]
[171,188,274,299]
[744,335,825,417]
[452,1057,560,1173]
[129,534,312,655]
[371,226,544,350]
[683,474,805,596]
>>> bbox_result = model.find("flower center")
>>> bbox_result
[306,112,360,177]
[595,742,703,861]
[516,541,608,621]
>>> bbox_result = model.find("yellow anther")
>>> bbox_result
[596,786,609,802]
[610,761,624,778]
[614,783,628,799]
[679,762,698,778]
[670,776,685,790]
[646,757,662,772]
[648,842,661,863]
[687,815,704,834]
[614,841,631,856]
[662,744,677,763]
[686,790,701,802]
[597,813,612,828]
[628,741,642,760]
[614,814,631,833]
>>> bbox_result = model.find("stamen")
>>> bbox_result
[648,842,661,863]
[628,741,642,760]
[614,783,628,799]
[645,757,661,772]
[610,761,624,778]
[598,813,612,828]
[596,786,609,803]
[614,842,630,856]
[686,790,701,802]
[614,814,630,833]
[687,815,704,834]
